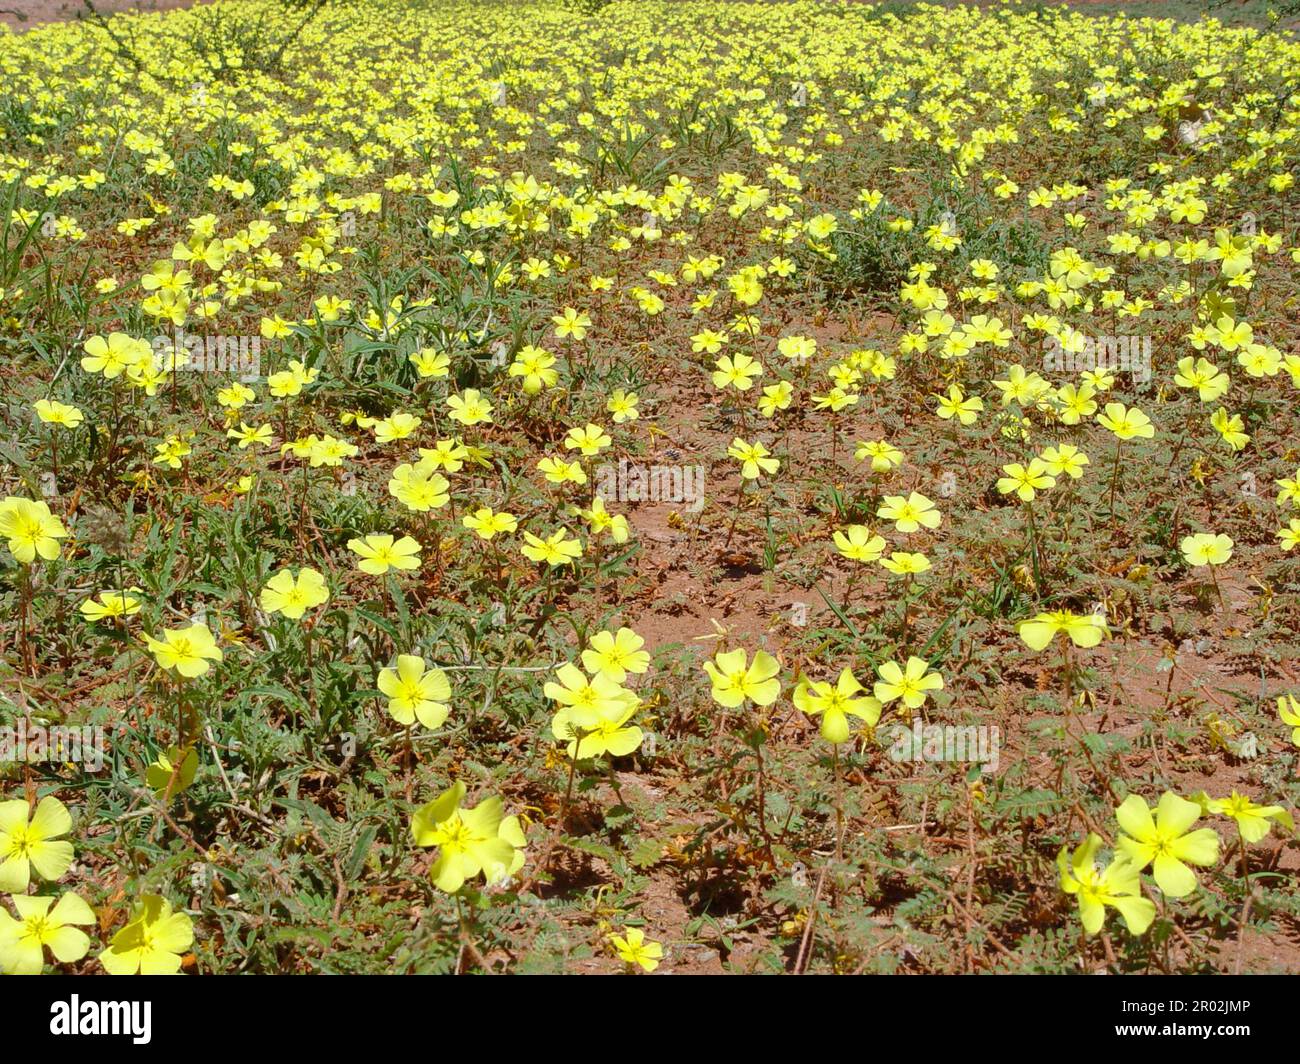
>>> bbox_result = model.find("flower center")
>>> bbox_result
[7,824,32,858]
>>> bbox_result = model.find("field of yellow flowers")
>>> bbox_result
[1,0,1299,976]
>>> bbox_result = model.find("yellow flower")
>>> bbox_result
[935,384,983,425]
[793,668,881,743]
[832,525,886,563]
[0,892,95,975]
[216,383,255,410]
[553,699,643,759]
[146,745,198,799]
[873,656,943,711]
[581,627,650,683]
[711,352,763,391]
[1209,407,1249,451]
[1180,532,1232,567]
[410,348,451,378]
[1115,792,1219,898]
[544,662,638,726]
[378,654,452,729]
[1210,314,1253,351]
[702,648,781,708]
[1058,834,1154,936]
[757,381,794,418]
[33,399,84,429]
[996,459,1056,502]
[99,895,194,975]
[411,782,518,894]
[1205,791,1293,844]
[607,389,639,422]
[79,588,143,622]
[727,437,778,480]
[776,334,816,361]
[538,455,587,485]
[308,434,357,468]
[521,528,583,566]
[347,534,422,575]
[490,815,528,886]
[373,411,422,444]
[1097,401,1155,441]
[854,439,904,472]
[81,332,150,378]
[143,622,224,678]
[153,435,192,469]
[992,364,1049,406]
[1017,611,1108,651]
[563,422,612,456]
[268,370,303,398]
[446,388,494,425]
[226,422,273,449]
[388,464,450,512]
[259,567,329,619]
[1275,468,1300,508]
[552,306,592,340]
[609,926,663,972]
[507,345,559,394]
[1053,383,1096,425]
[1039,443,1089,479]
[1279,695,1300,747]
[578,495,629,542]
[462,507,518,540]
[811,386,858,412]
[0,497,68,564]
[877,491,940,533]
[0,796,74,893]
[879,551,931,576]
[1174,356,1230,402]
[420,439,470,473]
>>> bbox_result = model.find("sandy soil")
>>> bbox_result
[1,0,202,32]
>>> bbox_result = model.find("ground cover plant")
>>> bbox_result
[1,0,1298,976]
